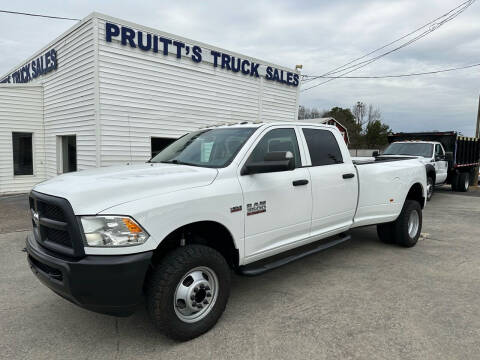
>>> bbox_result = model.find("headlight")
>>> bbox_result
[80,216,149,247]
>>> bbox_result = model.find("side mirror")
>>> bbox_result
[372,150,379,157]
[435,155,445,161]
[241,151,295,175]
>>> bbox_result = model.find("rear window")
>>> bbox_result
[302,128,343,166]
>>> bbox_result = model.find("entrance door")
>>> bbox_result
[238,127,312,261]
[59,135,77,173]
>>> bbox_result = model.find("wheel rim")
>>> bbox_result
[427,178,433,198]
[464,176,469,190]
[407,210,420,238]
[173,266,219,323]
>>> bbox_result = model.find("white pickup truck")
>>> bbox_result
[382,140,449,200]
[26,122,426,341]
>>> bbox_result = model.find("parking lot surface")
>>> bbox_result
[1,190,479,359]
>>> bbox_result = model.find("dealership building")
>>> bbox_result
[0,12,300,194]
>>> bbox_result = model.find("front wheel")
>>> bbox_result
[426,177,434,201]
[393,200,422,247]
[146,245,231,341]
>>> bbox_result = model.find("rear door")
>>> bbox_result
[434,144,448,184]
[238,126,312,261]
[300,126,358,237]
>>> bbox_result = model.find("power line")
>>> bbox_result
[301,63,480,79]
[0,10,80,21]
[305,0,474,81]
[302,0,475,91]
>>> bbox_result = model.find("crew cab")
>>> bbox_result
[26,122,426,341]
[381,141,448,200]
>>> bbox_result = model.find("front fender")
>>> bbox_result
[87,179,245,257]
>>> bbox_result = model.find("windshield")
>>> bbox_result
[383,143,433,158]
[150,127,256,168]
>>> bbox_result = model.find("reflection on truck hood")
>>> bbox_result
[33,163,218,214]
[380,154,429,164]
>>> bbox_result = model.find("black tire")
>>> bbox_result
[451,173,459,191]
[146,244,231,341]
[393,200,422,248]
[377,222,396,244]
[426,177,434,201]
[458,172,469,192]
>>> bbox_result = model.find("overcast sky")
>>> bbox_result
[1,1,479,135]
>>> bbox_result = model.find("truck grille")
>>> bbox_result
[29,191,85,258]
[38,201,65,222]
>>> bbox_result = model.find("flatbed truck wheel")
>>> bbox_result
[458,172,469,192]
[451,173,459,191]
[146,244,231,341]
[426,177,434,201]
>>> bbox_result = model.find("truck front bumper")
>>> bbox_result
[26,232,153,317]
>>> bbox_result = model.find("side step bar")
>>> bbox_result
[237,233,351,276]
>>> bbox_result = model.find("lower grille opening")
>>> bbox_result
[29,255,63,281]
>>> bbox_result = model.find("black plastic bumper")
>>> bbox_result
[26,232,153,317]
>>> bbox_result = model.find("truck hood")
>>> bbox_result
[33,163,218,214]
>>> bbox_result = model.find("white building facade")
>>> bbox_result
[0,12,300,195]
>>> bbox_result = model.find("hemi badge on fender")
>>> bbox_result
[230,206,242,213]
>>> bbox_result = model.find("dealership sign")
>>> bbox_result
[105,22,299,87]
[1,49,57,84]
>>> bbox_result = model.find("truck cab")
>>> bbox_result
[382,140,448,200]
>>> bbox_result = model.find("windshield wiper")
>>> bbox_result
[159,159,201,167]
[159,159,183,164]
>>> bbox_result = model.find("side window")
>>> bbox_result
[435,144,444,157]
[248,128,301,168]
[302,128,343,166]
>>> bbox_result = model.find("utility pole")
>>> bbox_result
[474,95,480,187]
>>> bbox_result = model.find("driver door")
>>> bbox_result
[238,127,312,262]
[434,144,448,184]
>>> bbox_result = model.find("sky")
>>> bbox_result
[1,0,479,135]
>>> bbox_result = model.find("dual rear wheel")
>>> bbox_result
[377,200,422,247]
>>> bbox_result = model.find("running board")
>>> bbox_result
[237,233,351,276]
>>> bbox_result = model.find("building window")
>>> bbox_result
[151,137,176,158]
[12,132,33,175]
[59,135,77,173]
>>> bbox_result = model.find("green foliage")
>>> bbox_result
[322,107,363,147]
[364,120,390,148]
[299,103,391,148]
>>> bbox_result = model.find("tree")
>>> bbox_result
[352,101,366,128]
[322,107,363,148]
[298,106,322,120]
[367,104,381,123]
[364,120,390,148]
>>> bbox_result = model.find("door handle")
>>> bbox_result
[342,173,355,179]
[292,179,309,186]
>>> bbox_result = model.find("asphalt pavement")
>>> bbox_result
[0,189,479,359]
